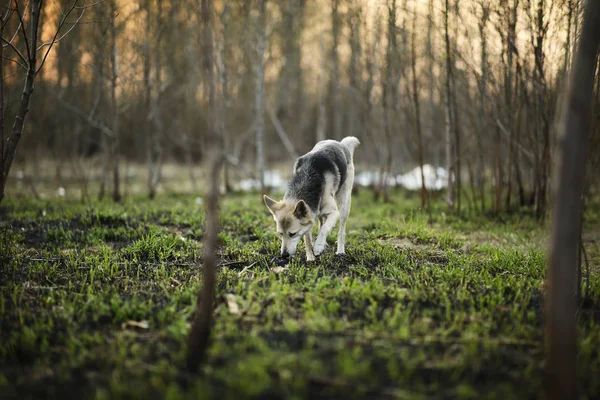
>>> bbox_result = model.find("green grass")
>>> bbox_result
[1,189,599,399]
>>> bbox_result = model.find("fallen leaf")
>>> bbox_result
[225,293,240,314]
[121,320,149,330]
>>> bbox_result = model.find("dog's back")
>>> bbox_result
[284,137,360,212]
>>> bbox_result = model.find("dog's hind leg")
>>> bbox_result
[335,167,354,255]
[304,230,316,262]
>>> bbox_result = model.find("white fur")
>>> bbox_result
[313,140,357,256]
[340,137,360,155]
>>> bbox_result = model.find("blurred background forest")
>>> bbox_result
[3,0,599,217]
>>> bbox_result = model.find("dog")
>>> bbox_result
[263,136,360,261]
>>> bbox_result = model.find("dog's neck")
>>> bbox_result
[283,192,319,216]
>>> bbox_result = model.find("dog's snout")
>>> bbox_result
[281,250,290,259]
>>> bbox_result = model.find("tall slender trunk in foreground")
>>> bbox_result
[546,1,600,399]
[185,154,223,372]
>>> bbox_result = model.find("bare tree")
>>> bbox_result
[376,0,398,204]
[316,43,327,144]
[347,0,362,141]
[0,0,95,204]
[476,0,490,211]
[546,1,600,399]
[363,7,379,154]
[0,0,44,202]
[145,0,164,200]
[276,0,305,143]
[451,0,462,213]
[216,1,232,192]
[411,0,427,208]
[109,0,120,202]
[426,0,435,166]
[525,0,552,219]
[330,0,342,140]
[202,0,215,109]
[502,0,519,210]
[563,0,575,79]
[443,0,454,210]
[0,6,7,201]
[254,0,267,192]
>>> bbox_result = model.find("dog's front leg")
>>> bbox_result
[313,209,339,256]
[304,231,316,261]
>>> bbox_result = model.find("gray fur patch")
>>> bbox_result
[284,140,352,213]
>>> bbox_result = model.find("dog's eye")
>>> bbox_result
[288,232,297,238]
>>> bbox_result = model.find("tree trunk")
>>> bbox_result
[0,15,5,201]
[504,0,519,211]
[96,21,108,201]
[564,0,574,74]
[218,3,232,193]
[277,0,304,141]
[184,133,198,192]
[144,0,154,198]
[476,1,490,212]
[451,0,462,214]
[316,65,327,143]
[514,78,527,207]
[411,2,427,209]
[110,1,121,202]
[255,0,267,192]
[202,0,216,199]
[573,0,581,51]
[494,125,503,213]
[145,0,165,200]
[203,0,215,110]
[427,0,435,167]
[532,0,550,219]
[380,0,398,204]
[330,0,342,140]
[443,0,454,210]
[546,2,600,399]
[466,157,477,213]
[347,2,362,140]
[99,128,108,200]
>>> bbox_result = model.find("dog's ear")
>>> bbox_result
[263,195,280,214]
[293,200,309,219]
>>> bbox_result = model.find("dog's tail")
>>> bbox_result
[340,136,360,156]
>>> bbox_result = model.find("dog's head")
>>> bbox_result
[263,194,314,258]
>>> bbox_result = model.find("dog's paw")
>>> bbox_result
[313,240,326,256]
[306,254,316,262]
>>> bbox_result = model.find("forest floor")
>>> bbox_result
[1,189,600,399]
